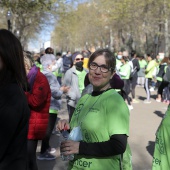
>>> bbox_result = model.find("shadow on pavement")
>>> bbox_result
[150,94,157,99]
[37,131,69,170]
[138,96,145,101]
[153,110,164,118]
[37,159,56,170]
[146,141,155,157]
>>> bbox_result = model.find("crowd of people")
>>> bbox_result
[1,29,170,170]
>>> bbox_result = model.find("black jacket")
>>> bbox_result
[0,82,30,170]
[131,58,140,77]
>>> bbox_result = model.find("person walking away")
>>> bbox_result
[63,52,88,122]
[129,50,140,103]
[137,55,147,86]
[37,54,69,160]
[0,29,30,170]
[57,48,132,170]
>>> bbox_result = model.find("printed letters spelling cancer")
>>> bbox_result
[74,159,92,168]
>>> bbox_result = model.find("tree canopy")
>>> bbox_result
[52,0,170,55]
[1,0,170,55]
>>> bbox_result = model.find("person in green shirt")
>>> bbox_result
[144,54,158,103]
[57,49,131,170]
[137,55,147,87]
[116,51,123,72]
[119,56,133,110]
[152,105,170,170]
[155,57,169,102]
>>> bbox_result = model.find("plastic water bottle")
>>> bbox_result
[60,130,74,161]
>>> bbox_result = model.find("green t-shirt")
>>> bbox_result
[76,70,86,94]
[116,59,122,67]
[69,89,130,170]
[145,60,158,78]
[152,105,170,170]
[119,63,131,79]
[139,60,147,68]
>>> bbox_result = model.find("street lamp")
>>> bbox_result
[16,30,20,37]
[6,10,12,31]
[13,29,20,40]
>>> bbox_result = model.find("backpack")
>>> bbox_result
[129,66,137,79]
[164,66,170,82]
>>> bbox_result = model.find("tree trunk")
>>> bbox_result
[164,18,169,56]
[109,28,114,52]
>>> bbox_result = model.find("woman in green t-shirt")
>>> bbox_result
[137,55,147,86]
[118,56,133,110]
[57,49,131,170]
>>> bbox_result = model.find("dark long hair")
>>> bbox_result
[0,29,27,89]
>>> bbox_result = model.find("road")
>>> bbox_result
[37,86,167,170]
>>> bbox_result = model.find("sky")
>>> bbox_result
[28,25,54,52]
[28,0,89,52]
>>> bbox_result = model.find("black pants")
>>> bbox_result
[67,105,75,122]
[57,77,62,86]
[158,81,169,97]
[40,113,57,154]
[156,80,162,92]
[27,140,38,170]
[123,79,131,105]
[130,76,138,99]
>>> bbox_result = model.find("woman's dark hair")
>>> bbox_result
[56,52,62,56]
[122,56,129,62]
[160,56,170,64]
[45,47,54,54]
[88,48,116,73]
[0,29,27,88]
[131,50,136,58]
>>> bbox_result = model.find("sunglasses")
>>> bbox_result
[75,57,84,61]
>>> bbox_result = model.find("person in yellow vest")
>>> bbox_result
[82,50,91,69]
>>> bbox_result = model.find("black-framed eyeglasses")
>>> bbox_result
[89,62,112,73]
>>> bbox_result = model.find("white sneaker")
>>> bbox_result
[143,99,151,104]
[149,87,155,92]
[47,148,56,154]
[128,105,133,110]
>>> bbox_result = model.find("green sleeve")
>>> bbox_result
[105,92,130,136]
[146,61,155,72]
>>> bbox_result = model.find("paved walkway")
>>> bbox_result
[37,86,167,170]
